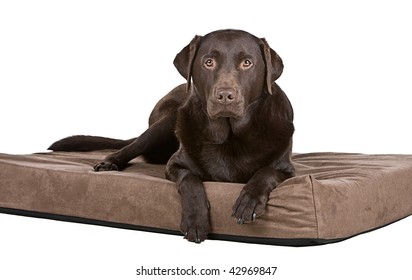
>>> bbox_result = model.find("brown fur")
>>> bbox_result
[49,29,295,243]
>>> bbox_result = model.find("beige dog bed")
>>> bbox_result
[1,151,412,246]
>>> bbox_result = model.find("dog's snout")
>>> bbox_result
[215,89,238,104]
[208,87,245,119]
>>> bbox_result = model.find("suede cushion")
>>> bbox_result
[1,151,412,246]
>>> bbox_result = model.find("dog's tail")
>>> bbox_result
[48,135,136,152]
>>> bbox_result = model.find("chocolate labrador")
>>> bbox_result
[49,29,295,243]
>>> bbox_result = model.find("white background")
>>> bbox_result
[1,0,411,279]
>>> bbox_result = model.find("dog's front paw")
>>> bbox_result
[232,189,268,225]
[180,203,211,243]
[181,215,210,244]
[93,162,119,171]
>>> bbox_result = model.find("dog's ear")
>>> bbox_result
[174,35,202,91]
[259,38,284,95]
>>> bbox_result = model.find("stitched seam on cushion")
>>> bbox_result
[309,175,320,239]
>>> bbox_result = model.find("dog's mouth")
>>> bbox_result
[206,103,245,119]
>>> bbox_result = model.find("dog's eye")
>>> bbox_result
[241,59,253,69]
[204,58,215,69]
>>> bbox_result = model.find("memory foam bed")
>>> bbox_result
[1,151,412,246]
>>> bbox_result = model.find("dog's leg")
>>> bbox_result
[231,155,295,224]
[94,115,177,171]
[166,154,211,243]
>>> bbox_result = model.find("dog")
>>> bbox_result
[49,29,296,243]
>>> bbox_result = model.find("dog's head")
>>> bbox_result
[174,29,283,119]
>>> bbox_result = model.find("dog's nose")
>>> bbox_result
[215,89,237,104]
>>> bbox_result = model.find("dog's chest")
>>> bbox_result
[198,138,273,183]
